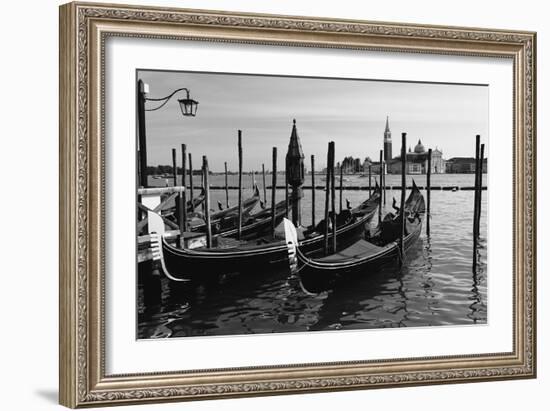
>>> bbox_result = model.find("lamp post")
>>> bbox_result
[137,79,199,188]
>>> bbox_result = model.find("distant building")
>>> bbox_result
[362,157,371,172]
[340,117,485,176]
[340,156,363,173]
[445,157,487,173]
[362,157,383,174]
[387,139,445,175]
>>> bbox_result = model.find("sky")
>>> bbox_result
[138,70,488,172]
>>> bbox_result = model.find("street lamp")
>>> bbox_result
[177,91,199,117]
[137,79,199,188]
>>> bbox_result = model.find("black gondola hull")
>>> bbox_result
[161,207,377,281]
[297,222,422,293]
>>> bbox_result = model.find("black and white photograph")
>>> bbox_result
[136,70,488,339]
[2,0,542,408]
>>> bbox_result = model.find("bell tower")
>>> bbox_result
[383,116,392,163]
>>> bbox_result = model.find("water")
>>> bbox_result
[138,174,487,339]
[149,172,487,191]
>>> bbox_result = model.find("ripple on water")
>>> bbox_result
[138,190,487,338]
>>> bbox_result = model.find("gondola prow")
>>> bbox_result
[283,218,299,275]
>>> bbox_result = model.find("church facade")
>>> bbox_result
[382,117,446,175]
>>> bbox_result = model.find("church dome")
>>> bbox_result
[414,139,425,153]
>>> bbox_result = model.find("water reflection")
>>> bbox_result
[469,235,486,324]
[418,237,438,321]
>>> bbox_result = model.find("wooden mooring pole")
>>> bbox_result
[178,190,185,244]
[188,153,194,211]
[331,143,337,253]
[262,163,267,205]
[171,148,182,233]
[368,164,372,196]
[323,142,332,255]
[477,144,485,235]
[180,144,187,240]
[202,156,212,248]
[311,155,316,227]
[400,133,407,263]
[237,130,243,240]
[339,165,343,213]
[426,148,432,236]
[172,148,178,187]
[379,150,383,224]
[382,161,386,205]
[271,147,277,237]
[200,170,204,211]
[224,161,229,208]
[473,135,481,269]
[474,142,485,269]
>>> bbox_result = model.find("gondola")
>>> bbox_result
[212,185,261,219]
[150,188,381,282]
[187,188,206,211]
[138,189,206,235]
[216,195,297,240]
[187,186,261,233]
[350,181,380,217]
[188,195,297,241]
[162,188,206,217]
[284,181,425,293]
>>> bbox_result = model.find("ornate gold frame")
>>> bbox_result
[59,2,536,408]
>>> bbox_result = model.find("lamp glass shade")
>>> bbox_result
[178,98,199,117]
